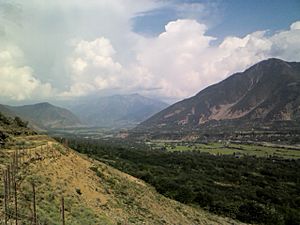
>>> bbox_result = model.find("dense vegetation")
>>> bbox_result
[0,112,28,128]
[0,112,33,146]
[63,138,300,225]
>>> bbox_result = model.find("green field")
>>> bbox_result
[148,141,300,159]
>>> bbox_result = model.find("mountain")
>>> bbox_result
[70,94,168,128]
[1,102,82,130]
[137,58,300,134]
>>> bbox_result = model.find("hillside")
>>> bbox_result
[2,102,82,130]
[69,94,168,128]
[137,58,300,134]
[0,115,245,224]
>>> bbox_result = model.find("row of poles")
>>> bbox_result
[1,144,66,225]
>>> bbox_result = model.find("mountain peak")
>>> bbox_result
[33,102,52,107]
[250,58,293,70]
[263,58,285,63]
[130,93,143,97]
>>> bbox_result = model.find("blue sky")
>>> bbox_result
[0,0,300,104]
[133,0,300,39]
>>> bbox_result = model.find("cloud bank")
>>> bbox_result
[65,19,300,101]
[0,1,300,103]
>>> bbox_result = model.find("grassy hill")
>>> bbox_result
[0,114,245,224]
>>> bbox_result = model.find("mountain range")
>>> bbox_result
[1,58,299,134]
[68,94,168,128]
[137,58,300,134]
[0,94,168,130]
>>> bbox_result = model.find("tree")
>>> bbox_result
[14,116,28,128]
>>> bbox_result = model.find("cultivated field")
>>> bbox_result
[148,141,300,159]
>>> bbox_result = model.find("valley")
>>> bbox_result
[47,127,121,140]
[1,1,300,224]
[65,137,300,225]
[0,113,244,224]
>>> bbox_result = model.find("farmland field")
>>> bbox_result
[148,141,300,159]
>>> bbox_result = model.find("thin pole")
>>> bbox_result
[16,150,18,171]
[61,196,65,225]
[7,166,10,199]
[14,182,17,225]
[32,183,37,225]
[3,170,8,225]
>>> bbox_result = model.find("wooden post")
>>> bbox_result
[61,196,65,225]
[16,150,18,170]
[14,182,18,225]
[32,183,37,225]
[12,153,16,187]
[3,170,8,225]
[12,162,15,192]
[19,149,21,167]
[7,166,11,199]
[13,152,16,175]
[11,161,14,191]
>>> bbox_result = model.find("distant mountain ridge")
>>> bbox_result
[138,58,300,133]
[70,94,168,128]
[0,102,82,130]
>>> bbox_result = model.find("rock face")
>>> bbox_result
[138,58,300,131]
[1,102,82,130]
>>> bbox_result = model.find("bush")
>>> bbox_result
[14,116,28,127]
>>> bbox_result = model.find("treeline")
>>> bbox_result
[0,113,28,128]
[0,113,33,146]
[62,138,300,225]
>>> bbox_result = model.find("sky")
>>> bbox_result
[0,0,300,105]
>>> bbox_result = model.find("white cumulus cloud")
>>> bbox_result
[62,19,300,102]
[0,45,54,102]
[62,38,123,97]
[132,19,300,100]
